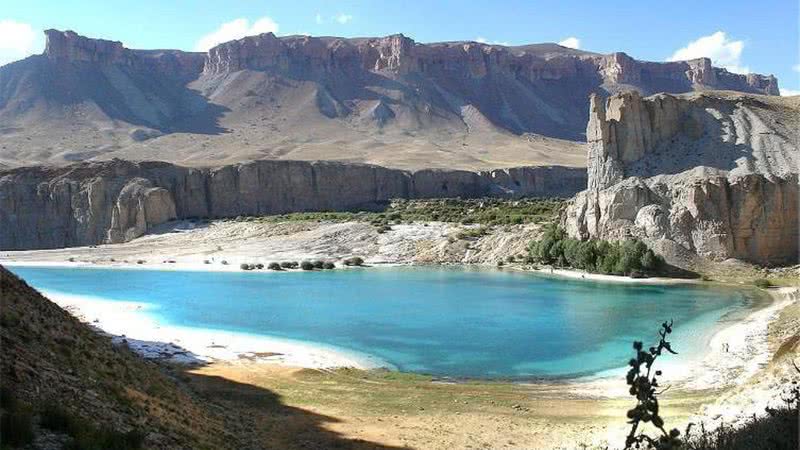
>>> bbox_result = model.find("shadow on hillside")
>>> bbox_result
[177,367,410,450]
[660,261,701,279]
[108,332,408,449]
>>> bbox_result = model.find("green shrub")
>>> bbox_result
[753,278,773,289]
[456,226,489,240]
[268,262,281,270]
[529,225,663,276]
[344,257,364,266]
[240,263,252,270]
[312,260,324,269]
[255,263,264,270]
[323,262,335,270]
[300,261,314,270]
[280,261,299,269]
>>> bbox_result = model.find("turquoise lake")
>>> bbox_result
[7,266,755,379]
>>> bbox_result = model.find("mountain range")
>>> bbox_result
[0,29,780,170]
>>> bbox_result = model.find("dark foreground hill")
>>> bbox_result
[0,265,405,449]
[0,29,780,170]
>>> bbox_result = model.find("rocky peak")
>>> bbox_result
[586,90,688,190]
[44,29,129,64]
[204,32,289,74]
[370,34,417,73]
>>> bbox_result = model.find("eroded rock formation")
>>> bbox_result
[563,91,799,266]
[0,30,782,169]
[0,160,585,250]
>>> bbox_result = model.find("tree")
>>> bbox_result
[641,250,660,272]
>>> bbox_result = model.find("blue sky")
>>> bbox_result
[1,0,798,94]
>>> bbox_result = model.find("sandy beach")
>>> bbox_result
[40,289,389,370]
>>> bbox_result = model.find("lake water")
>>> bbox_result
[8,265,755,379]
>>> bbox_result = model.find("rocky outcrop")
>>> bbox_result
[0,160,586,250]
[564,91,799,266]
[44,29,128,64]
[108,178,176,243]
[43,29,205,80]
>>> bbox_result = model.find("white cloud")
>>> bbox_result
[333,13,353,24]
[194,16,279,51]
[781,88,800,96]
[558,37,580,49]
[474,37,510,46]
[668,31,749,74]
[315,13,324,25]
[0,20,41,66]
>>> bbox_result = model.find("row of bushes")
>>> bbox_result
[240,260,338,271]
[228,198,563,227]
[528,225,664,276]
[239,257,365,271]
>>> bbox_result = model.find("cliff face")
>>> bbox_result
[43,29,205,80]
[0,160,585,250]
[0,30,781,170]
[201,33,778,95]
[564,91,799,266]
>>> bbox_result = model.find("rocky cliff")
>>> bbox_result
[0,160,585,250]
[563,91,799,266]
[202,33,778,95]
[0,30,781,170]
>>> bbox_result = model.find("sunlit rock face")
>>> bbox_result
[564,91,799,266]
[0,160,585,250]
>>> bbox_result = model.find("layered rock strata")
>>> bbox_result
[0,160,586,250]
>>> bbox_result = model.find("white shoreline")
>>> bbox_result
[41,290,391,370]
[516,265,699,285]
[3,260,695,286]
[0,259,408,273]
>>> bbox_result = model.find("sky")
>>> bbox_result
[1,0,798,94]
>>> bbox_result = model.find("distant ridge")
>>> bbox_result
[0,29,780,169]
